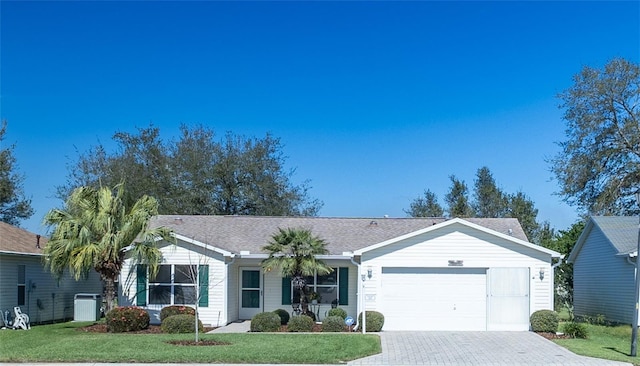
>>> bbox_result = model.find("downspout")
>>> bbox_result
[551,255,565,310]
[223,254,237,326]
[350,255,361,331]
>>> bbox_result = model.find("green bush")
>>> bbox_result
[303,310,316,321]
[288,315,314,332]
[357,311,384,332]
[105,306,150,333]
[273,309,290,325]
[160,305,196,322]
[161,314,204,334]
[327,307,347,320]
[563,322,589,339]
[250,312,281,332]
[530,309,559,333]
[322,315,345,332]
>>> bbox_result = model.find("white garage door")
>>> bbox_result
[380,267,487,331]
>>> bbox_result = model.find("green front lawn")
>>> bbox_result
[0,321,381,364]
[554,323,640,365]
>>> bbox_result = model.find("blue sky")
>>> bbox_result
[2,1,639,236]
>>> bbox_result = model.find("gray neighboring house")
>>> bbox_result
[119,215,561,331]
[0,221,102,324]
[568,216,640,324]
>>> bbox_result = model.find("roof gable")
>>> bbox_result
[353,218,560,257]
[568,216,639,262]
[0,221,46,255]
[149,215,533,256]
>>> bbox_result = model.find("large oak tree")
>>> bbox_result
[551,58,640,215]
[59,124,323,217]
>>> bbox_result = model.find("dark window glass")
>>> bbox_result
[174,286,196,304]
[174,265,196,283]
[17,286,25,306]
[154,265,171,283]
[149,285,171,304]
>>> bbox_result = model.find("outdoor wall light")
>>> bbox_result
[539,268,545,281]
[367,267,373,279]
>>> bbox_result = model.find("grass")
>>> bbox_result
[554,322,640,365]
[0,321,381,364]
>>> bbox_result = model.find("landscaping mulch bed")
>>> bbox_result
[78,323,227,346]
[536,332,570,340]
[78,323,216,334]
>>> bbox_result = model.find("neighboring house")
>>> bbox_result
[0,221,102,325]
[119,215,561,331]
[568,216,640,324]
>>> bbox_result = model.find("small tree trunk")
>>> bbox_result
[103,277,117,314]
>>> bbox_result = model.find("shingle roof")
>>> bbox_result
[148,215,529,255]
[591,216,639,255]
[0,221,47,255]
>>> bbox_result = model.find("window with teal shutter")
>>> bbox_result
[281,277,291,305]
[199,265,209,307]
[136,264,147,306]
[338,267,348,305]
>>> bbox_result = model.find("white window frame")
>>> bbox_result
[148,264,197,305]
[292,267,339,305]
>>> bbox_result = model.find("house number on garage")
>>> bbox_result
[448,260,463,266]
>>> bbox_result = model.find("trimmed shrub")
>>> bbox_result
[288,315,314,332]
[250,312,281,332]
[161,314,204,334]
[530,310,559,333]
[358,311,384,332]
[303,310,316,321]
[563,322,588,339]
[273,309,290,325]
[160,305,196,322]
[105,306,150,333]
[327,307,347,320]
[322,315,345,332]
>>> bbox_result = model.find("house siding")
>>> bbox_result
[573,226,636,324]
[0,254,102,325]
[361,223,553,320]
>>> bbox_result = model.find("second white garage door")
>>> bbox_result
[380,267,487,331]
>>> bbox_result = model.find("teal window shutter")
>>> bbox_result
[282,277,291,305]
[136,264,147,306]
[339,267,348,305]
[199,265,209,307]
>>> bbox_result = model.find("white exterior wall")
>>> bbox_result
[573,227,635,324]
[0,254,102,325]
[360,224,554,322]
[119,240,228,327]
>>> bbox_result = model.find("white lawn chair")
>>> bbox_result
[12,307,30,330]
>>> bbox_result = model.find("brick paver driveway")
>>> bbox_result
[347,331,632,366]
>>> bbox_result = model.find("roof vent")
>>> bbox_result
[508,228,513,236]
[174,218,183,224]
[36,234,41,249]
[369,221,378,227]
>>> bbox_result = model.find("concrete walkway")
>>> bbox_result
[207,320,251,333]
[347,331,633,366]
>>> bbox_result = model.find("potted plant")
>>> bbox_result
[307,291,321,305]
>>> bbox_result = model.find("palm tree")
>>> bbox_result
[262,227,332,315]
[43,184,173,313]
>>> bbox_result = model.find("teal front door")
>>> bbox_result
[239,267,262,319]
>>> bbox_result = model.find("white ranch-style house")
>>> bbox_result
[119,215,561,331]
